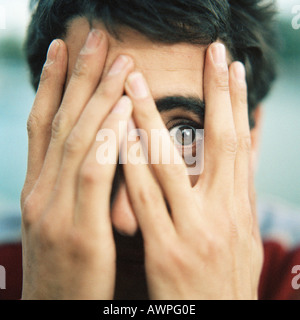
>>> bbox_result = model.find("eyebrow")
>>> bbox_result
[154,96,205,120]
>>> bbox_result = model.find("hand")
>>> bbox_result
[123,43,263,300]
[21,30,134,299]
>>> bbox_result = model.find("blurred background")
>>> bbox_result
[0,0,299,243]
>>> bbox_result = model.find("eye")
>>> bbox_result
[167,121,204,172]
[169,125,197,146]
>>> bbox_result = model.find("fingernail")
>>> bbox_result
[81,29,103,54]
[126,72,149,99]
[112,96,132,114]
[211,43,227,66]
[108,55,130,76]
[233,62,246,82]
[46,40,60,65]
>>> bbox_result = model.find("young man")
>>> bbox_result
[4,0,298,299]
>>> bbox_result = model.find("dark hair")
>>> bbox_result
[25,0,279,128]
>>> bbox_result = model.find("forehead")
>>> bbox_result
[65,18,206,99]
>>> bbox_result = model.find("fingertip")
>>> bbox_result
[125,72,150,100]
[230,61,246,85]
[111,96,133,115]
[209,43,227,66]
[45,40,60,65]
[204,43,230,95]
[80,29,104,55]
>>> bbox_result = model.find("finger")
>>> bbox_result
[122,119,175,241]
[22,40,67,204]
[125,72,196,227]
[249,127,260,240]
[199,43,236,193]
[59,29,108,134]
[249,173,261,241]
[74,96,133,232]
[229,62,251,197]
[229,61,255,236]
[33,30,108,199]
[111,182,139,237]
[57,55,134,193]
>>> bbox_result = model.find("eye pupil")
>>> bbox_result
[175,125,196,146]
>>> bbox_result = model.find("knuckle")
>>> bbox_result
[65,231,97,262]
[80,162,102,185]
[20,187,28,211]
[51,110,69,140]
[64,130,85,156]
[27,111,52,139]
[159,241,194,274]
[136,185,161,207]
[237,136,252,154]
[219,131,238,155]
[97,80,117,101]
[22,194,40,227]
[37,217,58,248]
[72,57,90,80]
[136,187,148,206]
[207,130,238,156]
[147,238,180,269]
[215,68,229,91]
[26,112,39,138]
[202,232,224,257]
[165,245,185,266]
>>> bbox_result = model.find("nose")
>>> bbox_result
[111,181,139,236]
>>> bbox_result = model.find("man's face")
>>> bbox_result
[64,18,260,249]
[64,18,209,234]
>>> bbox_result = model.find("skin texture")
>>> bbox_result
[21,17,264,300]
